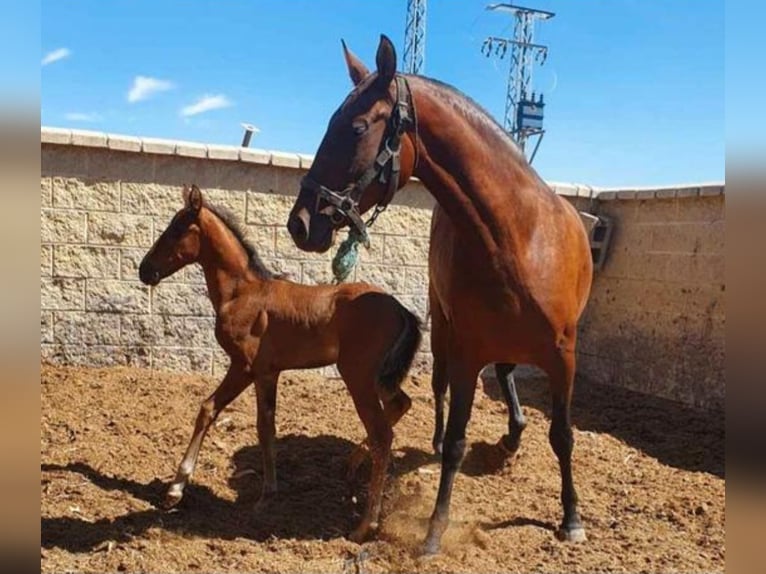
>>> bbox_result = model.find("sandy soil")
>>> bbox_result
[41,364,724,573]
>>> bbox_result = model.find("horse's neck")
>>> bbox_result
[198,211,258,312]
[411,81,545,256]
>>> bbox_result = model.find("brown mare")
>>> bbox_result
[138,184,421,542]
[286,36,593,554]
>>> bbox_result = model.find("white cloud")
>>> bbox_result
[127,76,174,103]
[64,112,102,122]
[42,48,71,66]
[180,94,233,117]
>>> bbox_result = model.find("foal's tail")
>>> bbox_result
[377,301,423,397]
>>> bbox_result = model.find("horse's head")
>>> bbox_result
[139,184,204,286]
[287,34,418,253]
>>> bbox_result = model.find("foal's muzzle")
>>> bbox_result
[138,261,160,286]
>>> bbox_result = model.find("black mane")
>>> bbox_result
[205,202,278,280]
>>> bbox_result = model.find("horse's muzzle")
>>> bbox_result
[138,261,160,286]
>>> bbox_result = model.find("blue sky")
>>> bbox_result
[41,0,723,187]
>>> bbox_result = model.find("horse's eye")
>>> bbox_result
[352,121,368,136]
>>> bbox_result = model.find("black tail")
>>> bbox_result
[377,301,423,397]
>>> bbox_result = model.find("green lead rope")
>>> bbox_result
[331,227,371,284]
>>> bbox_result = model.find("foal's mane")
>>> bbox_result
[204,202,278,280]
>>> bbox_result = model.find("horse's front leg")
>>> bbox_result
[254,372,279,510]
[163,362,250,509]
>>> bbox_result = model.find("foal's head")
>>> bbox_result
[139,184,205,286]
[287,34,418,253]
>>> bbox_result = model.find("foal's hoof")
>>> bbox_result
[421,539,441,556]
[161,488,183,510]
[348,522,375,544]
[555,526,587,543]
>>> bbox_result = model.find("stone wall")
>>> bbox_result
[575,186,725,411]
[40,128,724,411]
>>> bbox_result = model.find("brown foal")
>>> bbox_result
[138,185,421,542]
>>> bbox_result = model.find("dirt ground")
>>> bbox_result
[41,363,724,573]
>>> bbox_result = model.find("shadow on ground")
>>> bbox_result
[480,371,725,478]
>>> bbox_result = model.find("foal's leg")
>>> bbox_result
[546,350,586,542]
[347,388,412,477]
[495,362,527,456]
[340,368,393,543]
[163,364,250,509]
[423,358,480,555]
[254,372,278,509]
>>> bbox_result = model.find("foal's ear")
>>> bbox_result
[341,39,369,86]
[375,34,397,87]
[184,184,203,212]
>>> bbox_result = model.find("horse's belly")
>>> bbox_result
[427,206,555,364]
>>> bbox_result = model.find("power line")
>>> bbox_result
[481,3,554,163]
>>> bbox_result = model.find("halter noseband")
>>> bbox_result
[300,75,417,237]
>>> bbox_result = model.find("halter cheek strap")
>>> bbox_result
[300,75,417,236]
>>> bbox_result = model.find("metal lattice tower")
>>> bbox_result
[482,3,554,162]
[403,0,426,74]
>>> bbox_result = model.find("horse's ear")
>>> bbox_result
[341,39,369,86]
[186,184,203,212]
[375,34,397,87]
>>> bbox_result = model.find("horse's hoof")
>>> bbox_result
[421,540,441,556]
[253,491,277,514]
[498,434,521,458]
[161,489,183,510]
[555,526,587,543]
[348,526,369,544]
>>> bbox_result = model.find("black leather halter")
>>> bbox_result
[300,75,416,237]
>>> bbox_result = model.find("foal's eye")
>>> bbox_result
[352,121,368,136]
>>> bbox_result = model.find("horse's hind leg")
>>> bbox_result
[495,362,527,456]
[545,349,586,542]
[163,363,250,509]
[430,292,449,454]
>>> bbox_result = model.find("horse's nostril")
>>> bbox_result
[138,261,156,285]
[288,213,309,242]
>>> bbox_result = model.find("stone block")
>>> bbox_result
[368,204,432,236]
[175,141,207,158]
[383,235,429,266]
[71,129,107,148]
[41,210,87,243]
[270,150,301,168]
[152,282,212,316]
[301,261,333,285]
[207,144,240,161]
[246,191,296,226]
[41,178,52,207]
[142,137,177,155]
[87,280,150,313]
[152,347,212,374]
[87,212,153,247]
[107,134,142,153]
[53,312,121,345]
[41,244,52,276]
[40,277,85,310]
[41,312,53,344]
[356,264,406,293]
[121,183,181,217]
[240,147,271,164]
[53,177,121,212]
[53,245,120,278]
